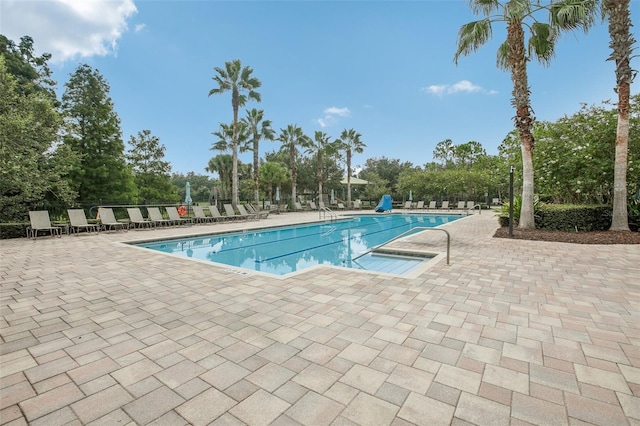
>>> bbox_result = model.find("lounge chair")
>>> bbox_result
[208,205,230,222]
[440,201,449,210]
[456,201,466,210]
[147,207,174,227]
[166,206,192,226]
[247,204,269,219]
[309,201,317,211]
[192,205,215,224]
[294,201,304,211]
[278,203,288,213]
[427,201,436,210]
[27,210,62,239]
[98,208,128,232]
[237,204,259,220]
[404,201,413,210]
[223,204,245,220]
[318,201,326,210]
[127,208,153,229]
[416,201,424,209]
[67,209,99,236]
[353,200,361,209]
[337,203,345,210]
[466,201,476,210]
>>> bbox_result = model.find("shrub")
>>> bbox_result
[0,223,29,239]
[536,204,611,232]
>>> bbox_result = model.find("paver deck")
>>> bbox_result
[1,211,639,425]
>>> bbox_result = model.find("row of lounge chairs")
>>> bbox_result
[26,204,270,239]
[403,200,478,211]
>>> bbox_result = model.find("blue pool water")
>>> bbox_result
[135,214,460,276]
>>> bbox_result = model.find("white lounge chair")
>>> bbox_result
[67,209,99,235]
[440,201,449,210]
[27,210,62,239]
[98,208,128,232]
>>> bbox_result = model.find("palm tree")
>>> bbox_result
[210,122,250,200]
[209,59,261,208]
[336,129,365,208]
[605,0,635,231]
[454,0,596,229]
[277,125,311,210]
[205,154,233,199]
[306,131,337,201]
[242,108,275,205]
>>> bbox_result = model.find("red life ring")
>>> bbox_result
[177,206,187,216]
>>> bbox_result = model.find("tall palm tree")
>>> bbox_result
[605,0,635,231]
[242,108,275,205]
[306,131,337,201]
[210,122,250,200]
[454,0,596,229]
[336,128,365,208]
[277,124,311,210]
[209,59,261,208]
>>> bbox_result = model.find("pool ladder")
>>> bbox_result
[352,227,451,265]
[319,206,338,221]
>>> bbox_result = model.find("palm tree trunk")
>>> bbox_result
[611,82,630,230]
[346,151,352,208]
[317,152,323,202]
[253,139,260,205]
[290,146,297,208]
[607,0,631,231]
[231,98,239,209]
[509,21,535,229]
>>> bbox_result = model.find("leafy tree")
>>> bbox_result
[171,172,215,203]
[336,128,366,208]
[296,154,344,201]
[260,161,288,202]
[61,64,136,205]
[0,55,75,221]
[127,130,178,203]
[359,156,414,197]
[209,59,261,209]
[241,108,275,204]
[604,0,636,230]
[0,35,56,101]
[277,124,311,209]
[433,139,455,166]
[454,0,597,228]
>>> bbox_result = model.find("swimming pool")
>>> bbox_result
[135,214,461,276]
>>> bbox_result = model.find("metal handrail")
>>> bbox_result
[319,206,337,221]
[352,226,451,265]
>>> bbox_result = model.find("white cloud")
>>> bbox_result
[134,23,147,33]
[316,106,351,128]
[1,0,138,63]
[421,80,497,96]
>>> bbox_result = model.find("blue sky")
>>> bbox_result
[2,0,638,175]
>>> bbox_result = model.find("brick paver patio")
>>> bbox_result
[1,211,639,425]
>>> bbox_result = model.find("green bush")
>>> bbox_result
[0,223,29,239]
[536,204,611,231]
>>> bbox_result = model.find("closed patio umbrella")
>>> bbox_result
[185,182,193,204]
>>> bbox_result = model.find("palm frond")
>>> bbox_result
[503,0,531,20]
[529,22,557,65]
[454,19,493,64]
[550,0,598,32]
[468,0,500,17]
[496,40,510,70]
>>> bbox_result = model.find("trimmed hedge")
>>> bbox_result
[536,204,611,231]
[0,223,30,239]
[498,204,613,231]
